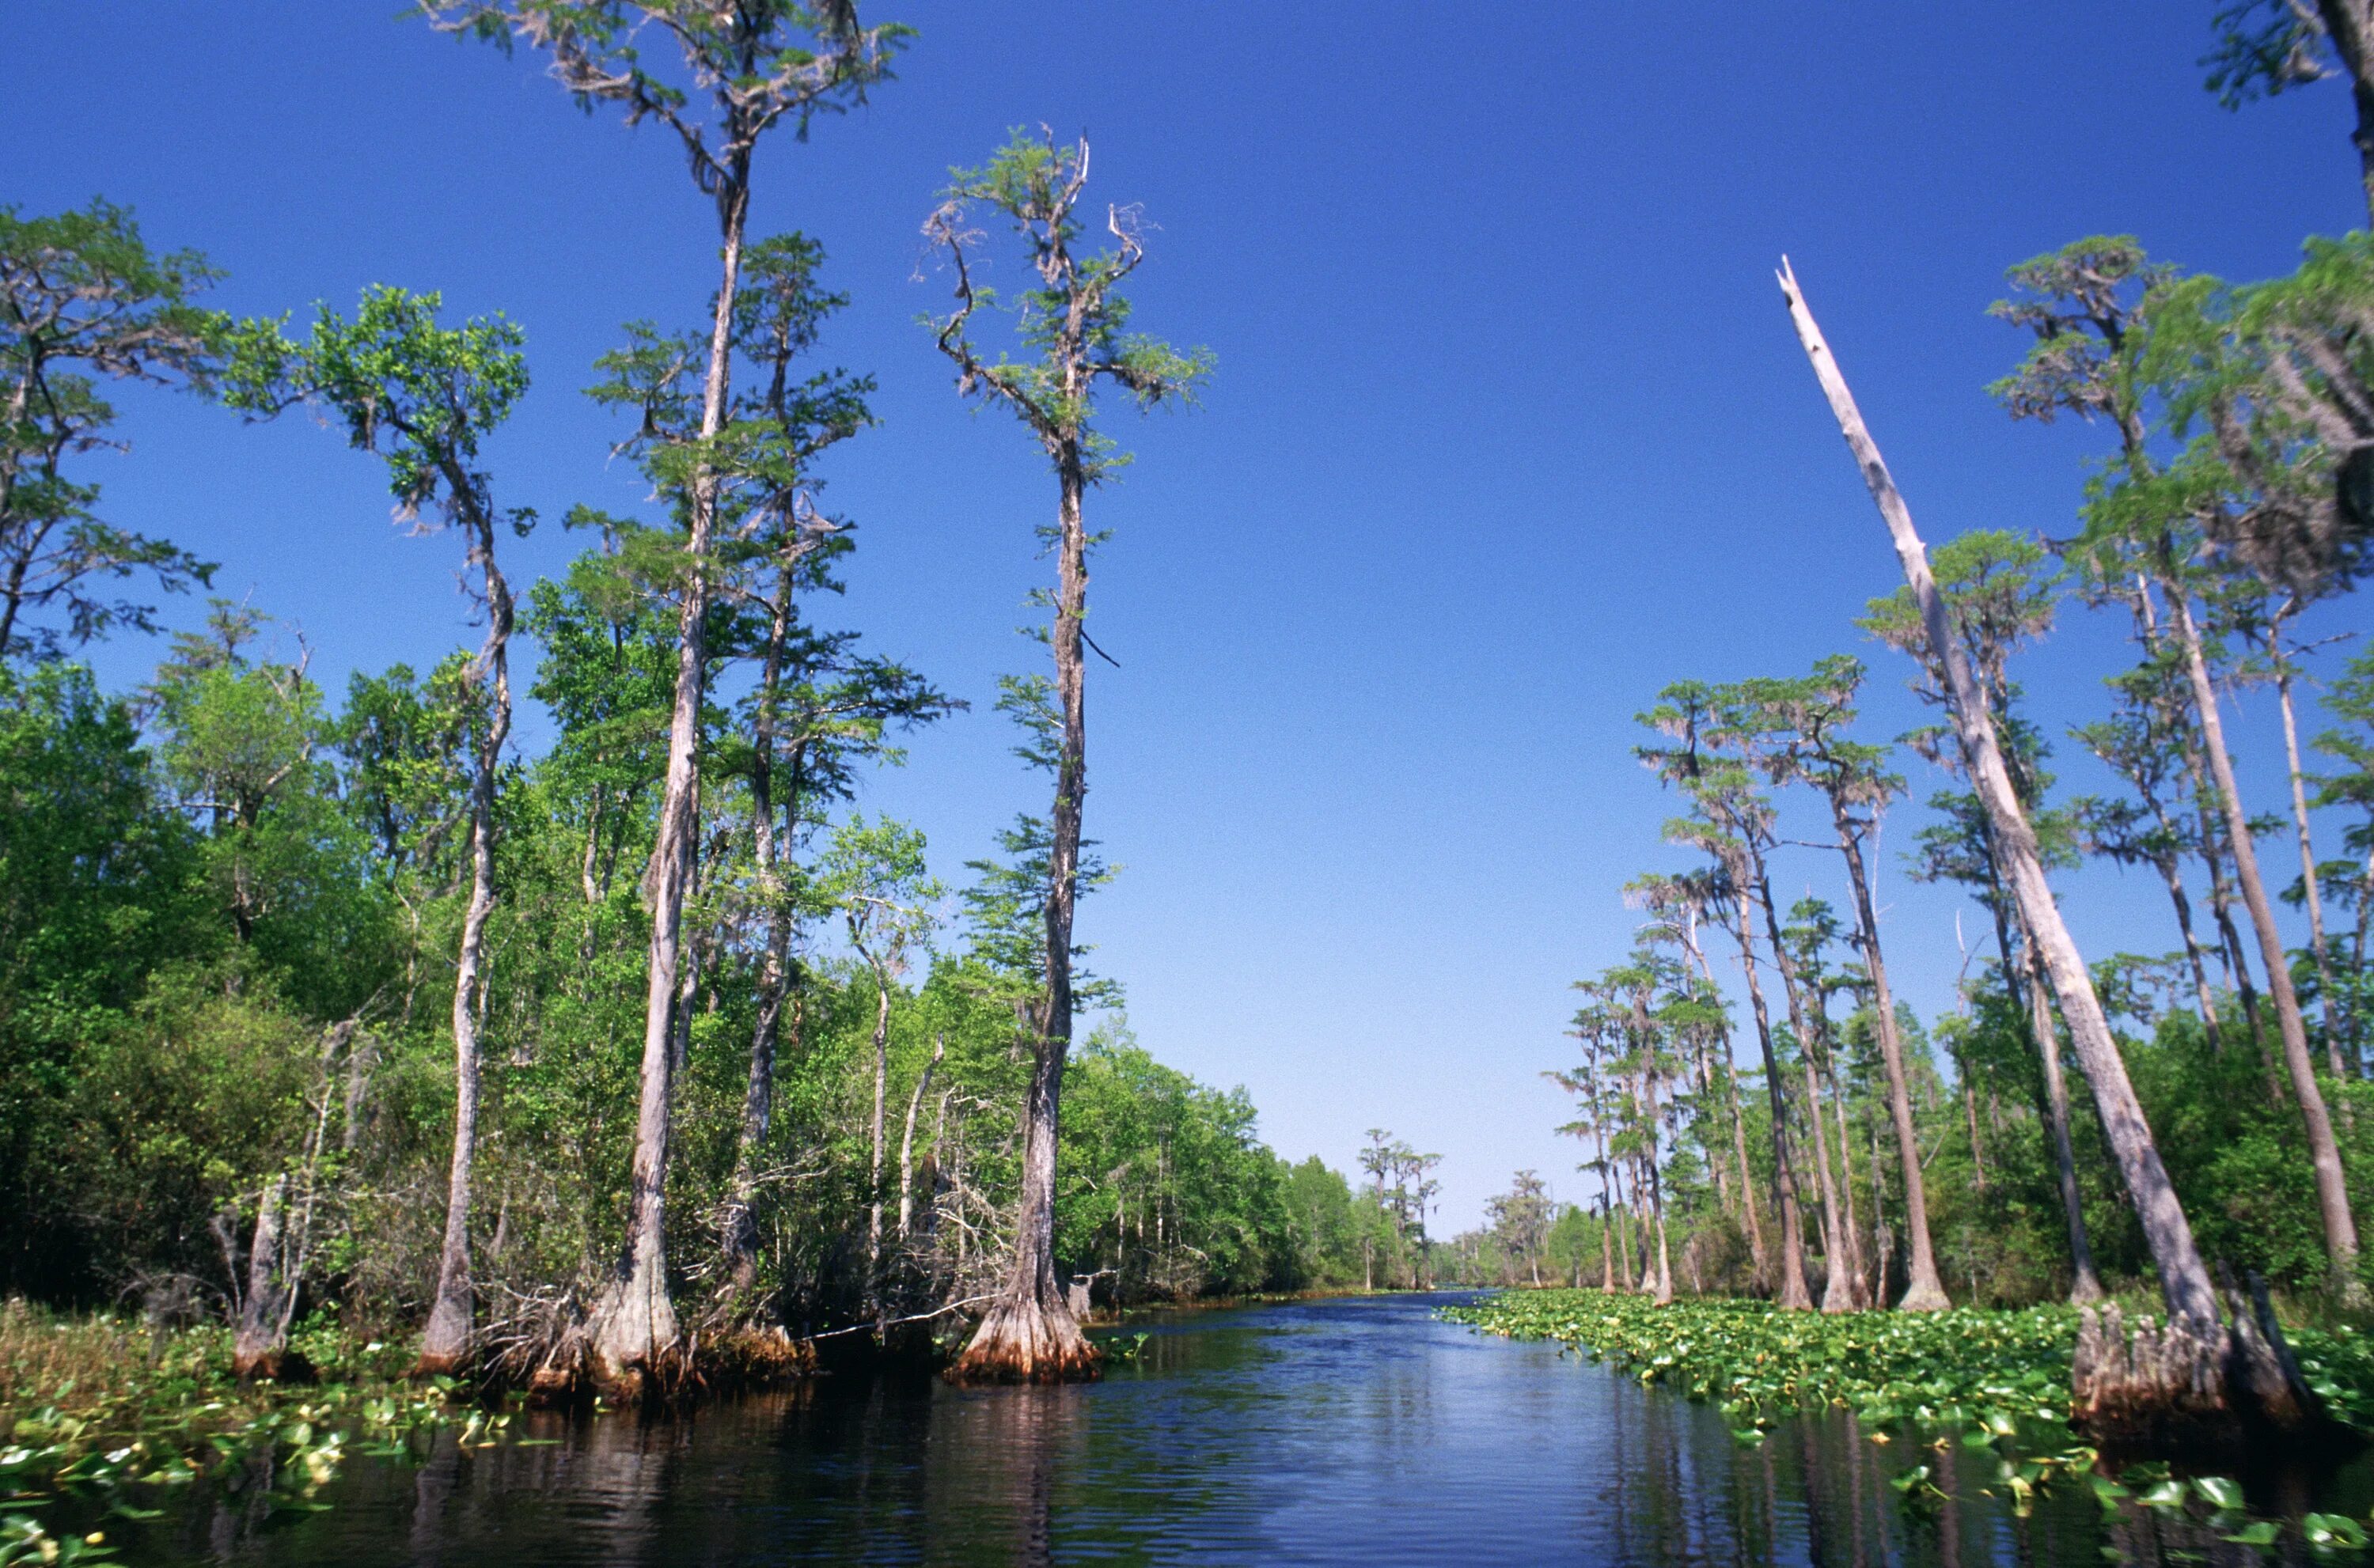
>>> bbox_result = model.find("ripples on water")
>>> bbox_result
[119,1292,2374,1566]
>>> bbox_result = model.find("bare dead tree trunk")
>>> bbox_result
[419,513,513,1377]
[590,157,753,1390]
[1835,815,1948,1309]
[1780,259,2223,1330]
[2169,589,2363,1305]
[233,1177,294,1381]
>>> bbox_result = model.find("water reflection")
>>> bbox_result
[119,1293,2374,1566]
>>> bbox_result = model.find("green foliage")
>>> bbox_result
[0,200,223,658]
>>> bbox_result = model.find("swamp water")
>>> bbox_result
[114,1293,2374,1565]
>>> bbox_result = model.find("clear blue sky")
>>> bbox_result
[5,2,2366,1230]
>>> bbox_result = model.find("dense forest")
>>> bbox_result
[0,2,1446,1394]
[1447,0,2374,1443]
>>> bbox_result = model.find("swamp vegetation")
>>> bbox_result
[13,1,2374,1557]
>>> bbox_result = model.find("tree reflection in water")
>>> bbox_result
[109,1295,2374,1566]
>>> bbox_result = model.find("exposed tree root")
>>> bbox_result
[946,1293,1103,1385]
[2073,1283,2356,1458]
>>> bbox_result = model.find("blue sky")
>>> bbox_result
[5,2,2368,1229]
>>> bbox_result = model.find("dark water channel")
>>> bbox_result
[120,1293,2374,1565]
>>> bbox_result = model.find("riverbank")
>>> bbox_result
[1441,1290,2374,1434]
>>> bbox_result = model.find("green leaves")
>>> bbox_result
[224,285,529,538]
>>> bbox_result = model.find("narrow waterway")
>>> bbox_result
[121,1293,2372,1565]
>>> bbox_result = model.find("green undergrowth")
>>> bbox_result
[1445,1290,2374,1556]
[0,1301,497,1565]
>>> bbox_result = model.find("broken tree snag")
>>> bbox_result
[231,1177,313,1384]
[1775,258,2330,1445]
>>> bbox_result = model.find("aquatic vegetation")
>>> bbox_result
[1443,1291,2084,1429]
[1445,1289,2374,1437]
[1451,1291,2374,1555]
[0,1302,514,1557]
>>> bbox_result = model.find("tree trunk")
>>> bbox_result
[1756,871,1853,1312]
[2189,738,2268,1038]
[1642,1062,1674,1305]
[2274,628,2346,1075]
[719,592,805,1301]
[2021,931,2107,1304]
[1835,814,1949,1309]
[2311,0,2374,226]
[1825,1049,1868,1305]
[1780,260,2224,1332]
[419,527,511,1376]
[233,1177,303,1381]
[1681,922,1771,1283]
[2170,589,2363,1305]
[1728,878,1815,1308]
[897,1032,944,1240]
[587,162,753,1391]
[950,456,1098,1384]
[2156,843,2224,1046]
[867,965,891,1321]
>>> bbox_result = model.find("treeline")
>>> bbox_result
[1466,10,2374,1403]
[0,2,1387,1391]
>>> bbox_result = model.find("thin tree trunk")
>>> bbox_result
[897,1032,945,1241]
[2022,930,2107,1304]
[589,158,753,1388]
[1681,920,1770,1282]
[2273,626,2346,1075]
[2168,589,2363,1305]
[1756,871,1853,1312]
[1780,259,2222,1331]
[1835,814,1949,1309]
[1729,879,1815,1308]
[2154,841,2224,1045]
[1826,1048,1868,1306]
[1642,1061,1674,1305]
[2190,738,2268,1035]
[419,513,512,1376]
[867,964,892,1321]
[952,453,1098,1381]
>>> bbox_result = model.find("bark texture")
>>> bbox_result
[418,503,514,1377]
[2169,591,2362,1305]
